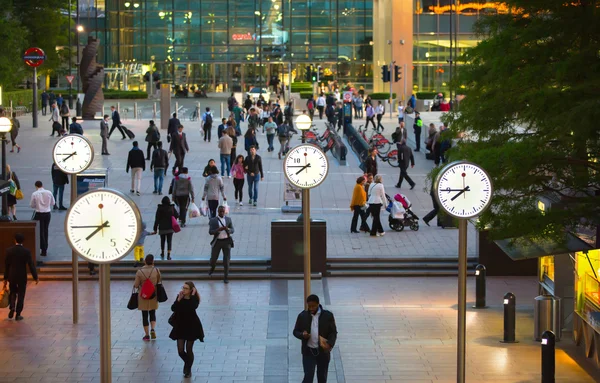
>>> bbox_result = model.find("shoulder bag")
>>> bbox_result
[127,287,138,310]
[156,270,168,303]
[218,217,234,248]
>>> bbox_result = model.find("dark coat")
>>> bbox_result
[293,305,338,355]
[169,132,189,154]
[169,295,205,341]
[145,124,160,143]
[153,203,179,235]
[151,148,169,170]
[398,144,415,169]
[4,245,38,282]
[167,117,181,136]
[69,123,83,135]
[111,110,121,125]
[244,135,258,152]
[51,164,69,186]
[126,148,146,172]
[364,155,378,176]
[244,154,264,177]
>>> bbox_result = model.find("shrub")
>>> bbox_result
[368,93,397,100]
[3,90,37,108]
[416,92,443,99]
[299,92,314,99]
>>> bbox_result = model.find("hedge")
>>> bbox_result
[2,90,36,108]
[368,93,397,100]
[416,92,444,99]
[299,92,314,99]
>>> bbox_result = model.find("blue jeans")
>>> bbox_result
[247,173,260,203]
[267,133,275,151]
[153,168,165,193]
[53,184,65,208]
[220,154,231,177]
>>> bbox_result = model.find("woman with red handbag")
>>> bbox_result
[153,196,180,260]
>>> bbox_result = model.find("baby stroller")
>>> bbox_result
[385,193,420,232]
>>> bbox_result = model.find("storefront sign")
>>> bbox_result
[77,173,107,196]
[231,32,255,41]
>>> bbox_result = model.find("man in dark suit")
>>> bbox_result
[108,105,126,139]
[3,233,39,321]
[169,125,190,174]
[208,205,234,284]
[167,113,181,143]
[293,294,338,383]
[100,114,110,155]
[395,140,416,189]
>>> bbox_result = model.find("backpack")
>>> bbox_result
[60,103,69,115]
[139,268,156,299]
[204,112,213,125]
[307,100,314,110]
[277,125,288,138]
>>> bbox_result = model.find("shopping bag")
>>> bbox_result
[223,201,230,215]
[0,287,9,309]
[200,201,208,217]
[156,283,168,303]
[188,202,201,219]
[171,216,181,233]
[127,288,138,310]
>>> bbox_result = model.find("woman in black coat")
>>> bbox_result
[169,281,204,378]
[153,196,179,260]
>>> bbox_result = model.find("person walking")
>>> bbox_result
[284,101,294,125]
[202,107,213,142]
[202,159,217,178]
[169,125,190,174]
[151,141,169,194]
[364,148,378,177]
[227,127,238,167]
[51,163,69,211]
[397,102,404,124]
[49,102,61,136]
[6,165,20,220]
[247,108,260,131]
[153,196,180,260]
[218,129,233,177]
[423,186,439,226]
[391,122,408,146]
[395,140,416,190]
[375,101,385,132]
[277,123,289,160]
[202,166,226,218]
[350,176,370,233]
[232,103,244,128]
[408,93,416,111]
[244,95,253,112]
[264,116,277,152]
[169,281,205,378]
[30,181,55,257]
[208,205,234,283]
[243,146,263,207]
[167,113,181,142]
[367,175,386,237]
[227,92,237,112]
[244,128,258,155]
[3,233,39,321]
[133,222,152,267]
[69,117,83,135]
[145,120,160,160]
[413,111,423,152]
[231,155,245,205]
[365,102,376,131]
[41,90,48,116]
[60,102,70,131]
[335,102,344,132]
[100,114,110,155]
[108,106,126,139]
[126,141,146,196]
[325,103,336,128]
[316,94,326,119]
[293,294,338,383]
[172,167,195,228]
[217,118,227,139]
[306,95,315,121]
[56,94,64,107]
[133,254,161,340]
[9,113,20,153]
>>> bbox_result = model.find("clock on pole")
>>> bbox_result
[52,134,94,174]
[434,160,493,383]
[283,143,330,305]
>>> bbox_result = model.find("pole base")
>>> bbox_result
[472,305,489,309]
[499,340,519,344]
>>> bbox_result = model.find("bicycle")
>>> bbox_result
[358,125,391,154]
[189,107,199,121]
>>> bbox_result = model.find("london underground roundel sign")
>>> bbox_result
[23,47,46,67]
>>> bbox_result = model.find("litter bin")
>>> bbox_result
[534,294,562,341]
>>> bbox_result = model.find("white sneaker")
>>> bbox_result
[240,201,243,206]
[380,232,386,236]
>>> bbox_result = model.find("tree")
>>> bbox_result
[0,10,28,89]
[440,0,600,243]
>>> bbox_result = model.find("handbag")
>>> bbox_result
[405,106,414,114]
[156,272,168,303]
[0,287,9,309]
[168,312,176,327]
[171,215,181,233]
[15,189,23,200]
[127,287,138,310]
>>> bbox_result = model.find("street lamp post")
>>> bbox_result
[294,115,313,306]
[0,117,12,217]
[68,0,73,108]
[76,24,84,117]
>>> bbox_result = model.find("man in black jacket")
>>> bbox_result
[395,140,416,190]
[364,148,378,177]
[108,106,126,139]
[150,141,169,194]
[51,163,69,210]
[243,146,264,207]
[3,233,39,321]
[167,113,181,143]
[170,125,190,174]
[126,141,146,195]
[293,294,338,383]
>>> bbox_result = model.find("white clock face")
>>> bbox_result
[435,161,493,219]
[52,134,94,174]
[284,144,329,189]
[65,189,141,263]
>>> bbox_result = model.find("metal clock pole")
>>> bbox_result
[99,263,111,383]
[457,218,468,383]
[71,173,79,324]
[303,188,311,306]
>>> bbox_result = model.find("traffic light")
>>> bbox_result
[394,65,401,82]
[317,66,324,82]
[305,65,312,82]
[311,69,317,82]
[381,65,390,82]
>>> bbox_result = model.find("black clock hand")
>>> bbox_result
[443,188,470,192]
[450,186,470,201]
[61,152,77,162]
[287,165,309,168]
[86,221,110,241]
[72,225,111,229]
[295,163,311,175]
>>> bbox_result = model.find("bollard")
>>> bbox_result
[134,102,138,120]
[501,292,518,343]
[472,264,488,309]
[153,102,157,119]
[541,330,555,383]
[220,102,224,119]
[9,101,13,117]
[117,102,120,114]
[102,105,106,117]
[175,102,179,115]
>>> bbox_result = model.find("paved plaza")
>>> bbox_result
[6,103,476,261]
[0,277,597,382]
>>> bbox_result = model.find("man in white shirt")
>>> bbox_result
[316,94,326,119]
[208,206,234,284]
[30,180,55,257]
[376,101,385,132]
[397,103,404,124]
[48,103,61,136]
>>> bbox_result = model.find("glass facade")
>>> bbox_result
[81,0,373,92]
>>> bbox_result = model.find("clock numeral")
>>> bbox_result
[110,239,116,247]
[294,158,300,164]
